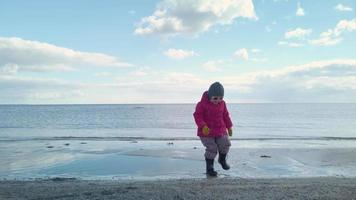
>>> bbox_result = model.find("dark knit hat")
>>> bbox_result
[208,82,224,100]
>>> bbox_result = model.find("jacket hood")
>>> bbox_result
[201,91,209,103]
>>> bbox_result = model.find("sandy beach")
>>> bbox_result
[1,177,356,200]
[2,139,356,199]
[2,139,356,180]
[1,105,356,199]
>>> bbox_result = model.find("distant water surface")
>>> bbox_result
[1,104,356,180]
[0,104,355,141]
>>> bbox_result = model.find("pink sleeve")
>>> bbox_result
[193,102,206,128]
[223,102,233,129]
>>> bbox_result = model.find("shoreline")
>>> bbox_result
[1,177,356,199]
[2,136,356,142]
[2,141,356,180]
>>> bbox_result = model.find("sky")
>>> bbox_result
[0,0,356,104]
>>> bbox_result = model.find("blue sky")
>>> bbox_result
[1,0,356,104]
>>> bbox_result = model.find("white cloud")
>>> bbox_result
[310,19,356,46]
[309,35,342,46]
[234,48,249,60]
[250,58,268,62]
[95,72,112,77]
[234,48,264,61]
[29,90,86,100]
[1,60,356,103]
[264,60,356,78]
[1,64,19,75]
[0,37,133,73]
[285,28,312,39]
[130,66,152,77]
[296,2,305,16]
[163,48,198,59]
[265,26,272,32]
[131,70,148,77]
[278,41,304,47]
[221,59,356,102]
[202,60,224,71]
[334,19,356,36]
[134,16,184,36]
[165,72,203,85]
[280,27,311,47]
[265,20,278,33]
[134,0,257,37]
[0,75,87,103]
[334,4,353,12]
[251,48,261,53]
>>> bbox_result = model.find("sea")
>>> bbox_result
[0,103,355,141]
[1,104,356,180]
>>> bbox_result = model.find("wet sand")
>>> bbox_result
[2,139,356,180]
[1,177,356,200]
[2,139,356,200]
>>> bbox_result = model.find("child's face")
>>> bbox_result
[210,96,223,104]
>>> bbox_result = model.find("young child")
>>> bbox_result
[193,82,233,177]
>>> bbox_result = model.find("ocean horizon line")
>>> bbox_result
[2,136,356,142]
[1,102,356,106]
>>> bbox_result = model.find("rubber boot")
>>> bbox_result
[218,153,230,170]
[205,158,217,177]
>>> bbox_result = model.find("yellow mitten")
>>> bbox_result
[228,128,233,137]
[202,125,210,136]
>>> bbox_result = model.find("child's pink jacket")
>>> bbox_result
[193,91,233,137]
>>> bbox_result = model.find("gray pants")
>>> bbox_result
[200,135,231,159]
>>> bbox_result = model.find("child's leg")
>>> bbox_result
[216,135,231,155]
[200,137,218,176]
[200,137,218,159]
[216,135,231,170]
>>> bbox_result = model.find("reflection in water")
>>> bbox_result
[1,139,356,180]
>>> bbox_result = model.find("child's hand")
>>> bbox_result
[228,128,233,137]
[202,125,210,136]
